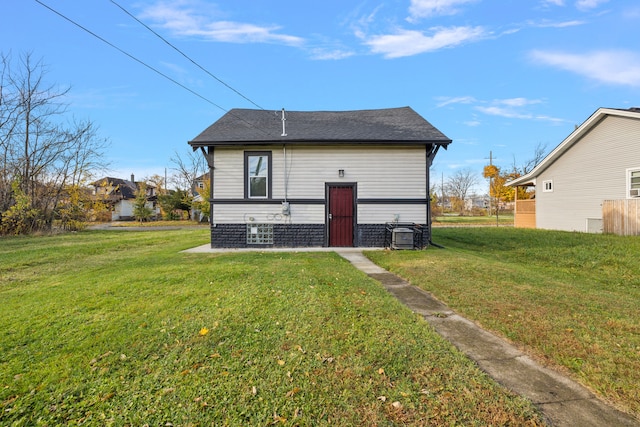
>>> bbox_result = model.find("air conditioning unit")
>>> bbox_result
[630,188,640,198]
[392,228,414,250]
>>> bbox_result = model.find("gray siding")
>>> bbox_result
[537,115,640,231]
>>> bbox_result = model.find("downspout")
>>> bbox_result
[283,145,288,203]
[426,144,444,249]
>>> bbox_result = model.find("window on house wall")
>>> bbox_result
[247,223,273,244]
[245,151,271,199]
[628,168,640,198]
[543,180,553,192]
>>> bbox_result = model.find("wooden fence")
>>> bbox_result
[514,199,536,228]
[603,199,640,235]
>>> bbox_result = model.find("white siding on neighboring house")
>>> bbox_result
[212,145,428,224]
[113,200,134,220]
[112,200,158,221]
[536,115,640,231]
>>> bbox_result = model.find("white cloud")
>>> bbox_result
[408,0,477,20]
[139,1,304,46]
[435,96,477,107]
[575,0,610,11]
[530,49,640,87]
[309,48,355,61]
[498,98,542,107]
[533,19,586,28]
[364,26,487,58]
[476,105,534,119]
[542,0,565,6]
[474,98,565,123]
[543,0,609,11]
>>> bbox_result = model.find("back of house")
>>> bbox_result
[188,107,451,248]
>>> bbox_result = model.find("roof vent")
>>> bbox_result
[281,108,287,137]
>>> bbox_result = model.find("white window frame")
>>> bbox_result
[542,180,553,192]
[245,151,271,199]
[626,167,640,198]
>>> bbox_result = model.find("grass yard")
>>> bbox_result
[108,220,207,227]
[0,230,544,426]
[366,227,640,419]
[433,214,514,226]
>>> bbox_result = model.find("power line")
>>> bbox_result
[33,0,275,137]
[34,0,225,111]
[109,0,266,111]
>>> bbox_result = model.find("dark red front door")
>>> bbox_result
[328,185,354,247]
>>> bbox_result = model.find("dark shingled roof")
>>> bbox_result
[189,106,452,147]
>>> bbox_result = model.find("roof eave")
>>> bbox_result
[507,107,640,186]
[188,139,452,148]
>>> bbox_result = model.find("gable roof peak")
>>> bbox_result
[507,107,640,187]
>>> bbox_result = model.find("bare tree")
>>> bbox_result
[445,168,479,215]
[0,52,109,232]
[513,142,548,175]
[169,149,206,191]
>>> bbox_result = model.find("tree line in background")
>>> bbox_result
[432,144,546,218]
[0,52,208,236]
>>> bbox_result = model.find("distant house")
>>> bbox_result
[91,174,159,221]
[190,174,209,222]
[465,194,490,212]
[508,108,640,233]
[188,107,451,248]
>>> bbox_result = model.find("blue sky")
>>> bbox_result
[3,0,640,189]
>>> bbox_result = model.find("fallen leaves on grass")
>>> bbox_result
[286,387,301,397]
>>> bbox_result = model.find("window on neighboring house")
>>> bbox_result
[245,151,271,199]
[543,180,553,192]
[628,168,640,198]
[197,181,205,189]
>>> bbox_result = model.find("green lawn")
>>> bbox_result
[0,230,544,426]
[366,227,640,419]
[433,214,514,225]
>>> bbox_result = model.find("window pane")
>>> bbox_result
[631,170,640,189]
[249,156,267,177]
[250,177,267,197]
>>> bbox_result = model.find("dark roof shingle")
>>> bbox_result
[189,106,451,146]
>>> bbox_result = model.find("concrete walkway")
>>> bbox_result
[336,250,639,427]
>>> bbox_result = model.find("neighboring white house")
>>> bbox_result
[91,175,159,221]
[188,107,451,248]
[507,107,640,233]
